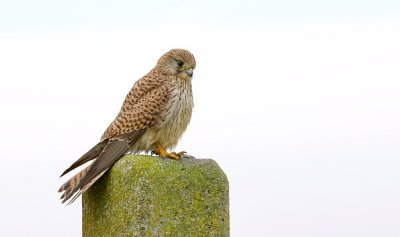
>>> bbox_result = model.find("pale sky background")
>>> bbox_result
[0,1,399,236]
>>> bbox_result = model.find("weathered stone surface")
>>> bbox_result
[82,155,229,237]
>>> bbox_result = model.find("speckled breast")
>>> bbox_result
[133,79,193,152]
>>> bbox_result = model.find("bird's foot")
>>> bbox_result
[151,149,186,160]
[152,142,196,160]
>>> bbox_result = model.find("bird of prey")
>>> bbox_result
[58,49,196,204]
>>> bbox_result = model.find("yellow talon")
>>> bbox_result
[153,143,183,160]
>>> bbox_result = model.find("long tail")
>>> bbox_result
[58,166,107,204]
[58,129,145,204]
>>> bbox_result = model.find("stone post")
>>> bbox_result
[82,155,229,237]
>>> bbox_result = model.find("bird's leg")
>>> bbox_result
[152,143,186,160]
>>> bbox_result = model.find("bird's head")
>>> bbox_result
[156,49,196,80]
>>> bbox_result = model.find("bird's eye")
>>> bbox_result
[176,60,184,67]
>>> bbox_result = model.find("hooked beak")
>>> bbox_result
[185,68,193,77]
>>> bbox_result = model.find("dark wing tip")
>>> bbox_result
[59,168,72,178]
[59,140,108,177]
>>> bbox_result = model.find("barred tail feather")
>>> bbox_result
[58,166,90,203]
[66,170,107,205]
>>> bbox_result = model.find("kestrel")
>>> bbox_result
[58,49,196,204]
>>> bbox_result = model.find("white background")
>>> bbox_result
[0,1,399,236]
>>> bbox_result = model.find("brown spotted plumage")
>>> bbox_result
[58,49,196,204]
